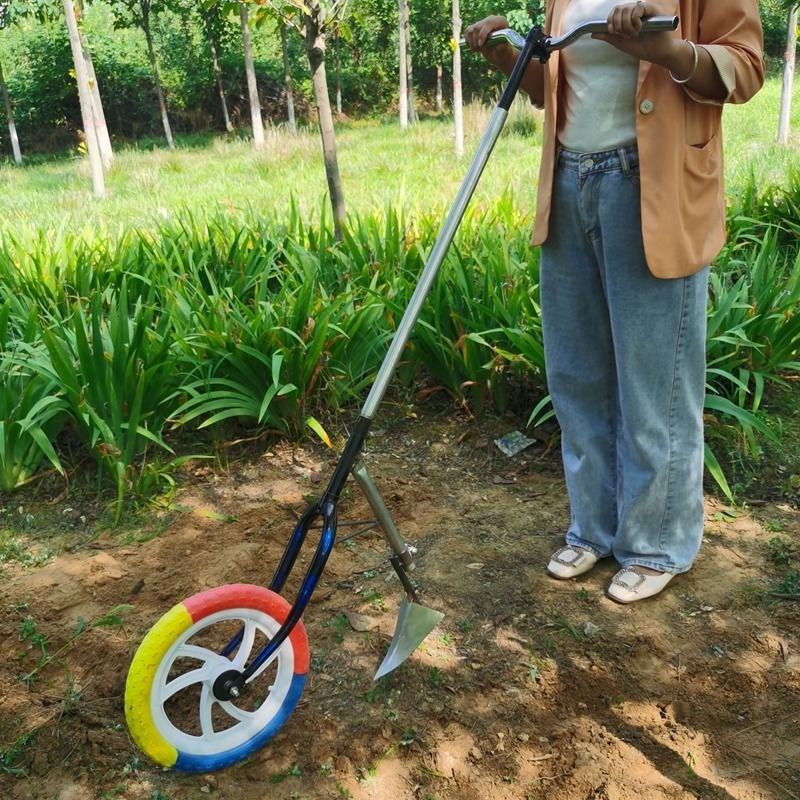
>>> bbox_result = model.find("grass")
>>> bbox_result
[0,76,796,234]
[709,381,800,504]
[0,77,796,514]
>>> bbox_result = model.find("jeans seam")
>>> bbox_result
[565,535,607,558]
[617,558,688,575]
[656,277,689,566]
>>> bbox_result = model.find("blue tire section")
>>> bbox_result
[174,672,308,772]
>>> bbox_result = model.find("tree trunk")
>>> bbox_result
[61,0,105,196]
[206,15,233,132]
[79,28,113,168]
[306,29,346,240]
[402,0,416,123]
[0,58,22,165]
[240,3,265,150]
[778,4,798,145]
[435,62,443,113]
[397,0,408,128]
[335,32,342,116]
[451,0,463,156]
[143,16,175,149]
[280,23,297,134]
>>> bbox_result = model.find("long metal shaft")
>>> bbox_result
[360,107,507,419]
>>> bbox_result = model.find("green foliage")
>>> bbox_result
[768,536,792,565]
[759,0,798,58]
[0,159,795,513]
[0,732,34,777]
[0,0,554,149]
[0,345,67,491]
[19,603,133,686]
[31,281,179,521]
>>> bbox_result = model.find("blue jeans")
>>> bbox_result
[540,145,709,574]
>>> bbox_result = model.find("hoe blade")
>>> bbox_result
[373,597,444,681]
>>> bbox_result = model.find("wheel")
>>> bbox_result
[124,584,309,772]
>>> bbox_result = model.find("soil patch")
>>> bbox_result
[1,410,798,800]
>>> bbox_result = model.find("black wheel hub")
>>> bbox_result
[212,669,247,702]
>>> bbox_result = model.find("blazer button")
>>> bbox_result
[639,99,655,115]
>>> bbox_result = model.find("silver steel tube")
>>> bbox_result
[352,463,414,569]
[360,107,508,420]
[549,16,678,50]
[459,16,678,50]
[459,27,525,50]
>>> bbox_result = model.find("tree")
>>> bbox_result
[77,1,113,167]
[62,0,105,194]
[110,0,176,148]
[3,0,113,167]
[280,20,296,132]
[265,0,349,238]
[407,0,449,114]
[239,1,265,149]
[451,0,462,156]
[397,0,407,127]
[0,2,21,164]
[402,0,416,122]
[333,25,342,115]
[778,2,798,145]
[201,2,234,132]
[0,57,20,165]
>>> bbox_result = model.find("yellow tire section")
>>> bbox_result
[124,603,193,767]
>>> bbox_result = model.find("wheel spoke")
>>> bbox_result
[162,666,211,701]
[175,644,230,670]
[219,701,257,724]
[199,684,215,739]
[233,621,257,669]
[175,644,216,663]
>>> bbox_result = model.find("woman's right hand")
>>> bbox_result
[463,15,509,52]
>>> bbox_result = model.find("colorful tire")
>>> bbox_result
[124,584,309,773]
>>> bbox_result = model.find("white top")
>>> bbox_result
[557,0,640,152]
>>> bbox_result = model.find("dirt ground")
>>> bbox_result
[1,408,798,800]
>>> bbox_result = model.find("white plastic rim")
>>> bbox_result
[150,607,295,757]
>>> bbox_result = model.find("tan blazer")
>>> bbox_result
[499,1,765,278]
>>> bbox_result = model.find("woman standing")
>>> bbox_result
[465,2,764,602]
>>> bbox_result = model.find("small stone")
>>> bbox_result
[517,733,530,742]
[470,746,483,761]
[200,787,211,794]
[577,702,588,710]
[583,622,601,637]
[342,611,378,632]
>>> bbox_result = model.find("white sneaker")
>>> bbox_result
[607,566,674,604]
[547,545,600,579]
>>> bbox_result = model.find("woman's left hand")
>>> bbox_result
[592,1,681,69]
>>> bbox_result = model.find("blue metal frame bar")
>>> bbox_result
[240,500,337,681]
[219,505,321,661]
[269,504,320,594]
